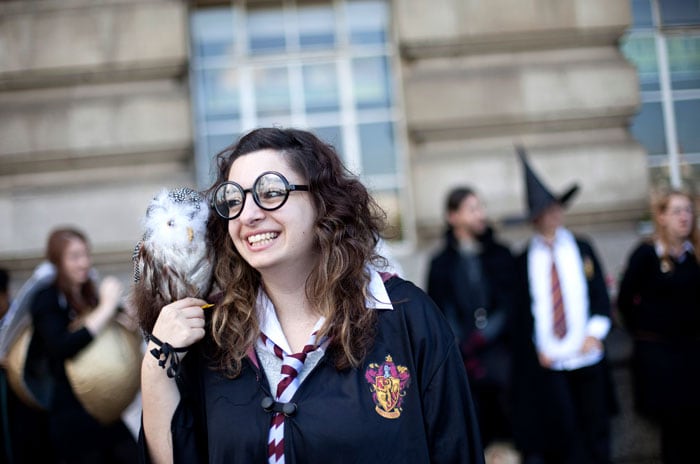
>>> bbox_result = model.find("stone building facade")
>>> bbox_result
[0,0,647,286]
[1,0,194,282]
[0,0,660,461]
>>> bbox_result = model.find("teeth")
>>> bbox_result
[248,232,278,245]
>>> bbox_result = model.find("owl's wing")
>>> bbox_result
[131,238,171,333]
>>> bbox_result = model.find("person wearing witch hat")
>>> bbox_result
[509,146,617,464]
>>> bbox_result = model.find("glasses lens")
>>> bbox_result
[254,173,288,210]
[214,183,244,219]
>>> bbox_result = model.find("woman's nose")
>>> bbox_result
[238,192,265,224]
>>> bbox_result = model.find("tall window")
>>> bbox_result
[621,0,700,193]
[190,0,408,239]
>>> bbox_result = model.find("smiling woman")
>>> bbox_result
[138,127,484,464]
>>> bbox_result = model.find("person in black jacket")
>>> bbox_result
[510,148,616,464]
[138,127,484,464]
[617,190,700,464]
[427,187,515,449]
[29,228,138,464]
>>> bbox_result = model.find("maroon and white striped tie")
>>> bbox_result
[550,248,567,339]
[261,320,328,464]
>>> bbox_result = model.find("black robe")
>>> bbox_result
[617,241,700,418]
[30,285,137,463]
[427,227,515,445]
[140,276,484,464]
[427,227,515,368]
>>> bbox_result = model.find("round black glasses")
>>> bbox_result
[212,171,309,220]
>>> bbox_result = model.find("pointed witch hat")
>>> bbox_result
[516,145,579,221]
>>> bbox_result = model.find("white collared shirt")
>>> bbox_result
[655,239,695,263]
[255,268,393,385]
[528,227,610,370]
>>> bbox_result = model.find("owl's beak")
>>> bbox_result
[187,226,194,242]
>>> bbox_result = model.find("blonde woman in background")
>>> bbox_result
[618,190,700,464]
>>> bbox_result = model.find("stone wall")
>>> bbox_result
[394,0,649,240]
[0,0,193,283]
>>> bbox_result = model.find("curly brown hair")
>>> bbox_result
[205,128,387,378]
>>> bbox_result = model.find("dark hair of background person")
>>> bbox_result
[205,127,387,378]
[46,228,98,316]
[653,190,700,262]
[445,187,476,214]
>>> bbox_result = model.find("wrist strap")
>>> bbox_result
[146,333,188,378]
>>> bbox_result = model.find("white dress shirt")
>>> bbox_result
[528,227,610,370]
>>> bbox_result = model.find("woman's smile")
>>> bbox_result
[246,231,279,247]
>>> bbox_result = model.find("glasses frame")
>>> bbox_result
[212,171,309,220]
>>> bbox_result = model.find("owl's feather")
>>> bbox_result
[130,187,213,333]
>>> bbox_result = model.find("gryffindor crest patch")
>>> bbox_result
[365,354,411,419]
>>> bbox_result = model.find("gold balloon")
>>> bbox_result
[65,321,142,424]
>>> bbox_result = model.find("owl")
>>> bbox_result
[131,187,214,333]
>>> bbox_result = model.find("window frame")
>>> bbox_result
[188,0,414,243]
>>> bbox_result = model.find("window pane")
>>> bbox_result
[298,2,336,50]
[248,3,286,55]
[207,133,238,156]
[660,0,700,26]
[353,56,392,109]
[630,0,653,28]
[312,125,344,155]
[254,66,291,117]
[687,162,700,194]
[631,102,667,155]
[346,0,388,45]
[675,99,700,153]
[198,68,241,121]
[668,35,700,90]
[191,8,235,58]
[621,34,660,91]
[359,122,395,175]
[302,63,340,113]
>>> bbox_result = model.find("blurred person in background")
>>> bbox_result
[617,190,700,464]
[427,186,515,451]
[1,267,55,464]
[28,228,138,464]
[510,148,617,464]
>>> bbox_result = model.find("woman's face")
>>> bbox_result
[61,237,91,287]
[226,149,318,277]
[660,194,694,242]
